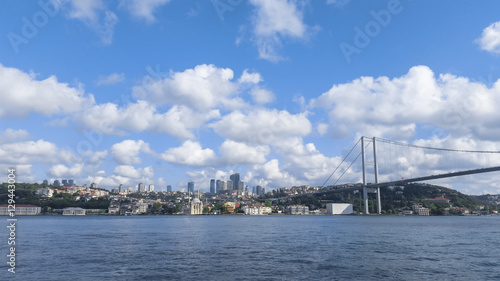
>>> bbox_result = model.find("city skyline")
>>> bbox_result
[1,1,500,194]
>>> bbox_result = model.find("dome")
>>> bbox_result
[193,198,201,204]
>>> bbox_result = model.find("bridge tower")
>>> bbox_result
[361,137,382,214]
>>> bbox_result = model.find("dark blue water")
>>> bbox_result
[1,215,500,280]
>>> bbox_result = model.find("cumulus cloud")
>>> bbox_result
[119,0,170,23]
[476,21,500,54]
[96,73,125,85]
[310,65,500,140]
[74,101,220,139]
[65,0,118,44]
[49,163,84,178]
[250,87,275,104]
[249,0,311,61]
[0,64,94,118]
[210,108,312,144]
[133,64,238,111]
[219,140,270,165]
[161,140,217,166]
[110,140,152,165]
[0,129,31,144]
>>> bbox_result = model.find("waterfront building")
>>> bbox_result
[188,181,195,193]
[184,198,203,215]
[286,205,309,215]
[415,207,430,216]
[0,205,41,215]
[422,195,450,205]
[242,206,272,215]
[230,173,240,190]
[210,179,215,194]
[326,203,354,215]
[62,207,86,215]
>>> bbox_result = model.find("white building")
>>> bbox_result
[286,205,309,215]
[242,206,272,215]
[62,207,86,215]
[326,203,354,215]
[35,187,54,198]
[148,184,154,192]
[0,205,41,215]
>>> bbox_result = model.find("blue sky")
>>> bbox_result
[1,0,500,194]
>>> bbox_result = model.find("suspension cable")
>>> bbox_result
[321,138,361,188]
[374,137,500,154]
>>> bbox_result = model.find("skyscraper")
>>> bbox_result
[138,183,145,192]
[238,181,244,191]
[148,184,154,192]
[118,184,123,193]
[226,180,232,191]
[230,173,240,190]
[256,185,263,195]
[53,180,60,187]
[167,185,172,192]
[43,179,49,185]
[188,181,194,193]
[62,179,68,186]
[68,179,74,186]
[216,180,220,193]
[210,179,215,194]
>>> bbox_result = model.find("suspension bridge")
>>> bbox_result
[301,137,500,214]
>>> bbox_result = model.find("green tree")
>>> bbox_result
[265,200,272,208]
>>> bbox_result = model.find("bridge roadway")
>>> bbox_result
[281,165,500,199]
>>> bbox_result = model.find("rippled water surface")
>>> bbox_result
[2,215,500,280]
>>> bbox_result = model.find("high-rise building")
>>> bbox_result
[210,179,215,194]
[62,179,68,186]
[90,182,97,189]
[226,180,232,191]
[216,180,220,193]
[138,183,145,192]
[43,179,49,185]
[68,179,74,186]
[256,185,263,195]
[118,184,123,193]
[230,173,240,190]
[167,185,172,192]
[188,181,194,193]
[148,184,154,192]
[238,181,244,191]
[53,180,61,187]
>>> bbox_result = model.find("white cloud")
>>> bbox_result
[219,140,270,165]
[88,165,155,188]
[238,69,262,84]
[249,0,310,61]
[110,140,152,165]
[0,64,94,118]
[317,123,329,136]
[96,73,125,85]
[161,140,217,166]
[65,0,118,44]
[119,0,170,23]
[210,108,312,144]
[49,163,84,178]
[74,101,220,139]
[250,87,275,104]
[133,64,239,111]
[310,65,500,140]
[0,129,31,144]
[0,140,60,165]
[476,21,500,54]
